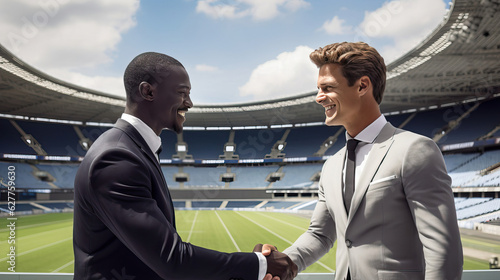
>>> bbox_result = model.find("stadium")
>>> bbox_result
[1,0,500,279]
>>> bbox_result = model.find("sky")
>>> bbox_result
[0,0,450,105]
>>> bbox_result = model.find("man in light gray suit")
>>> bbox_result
[262,42,463,279]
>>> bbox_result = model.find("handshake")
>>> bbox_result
[253,244,298,280]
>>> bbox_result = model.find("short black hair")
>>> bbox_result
[123,52,184,99]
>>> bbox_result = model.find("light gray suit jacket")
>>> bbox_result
[284,123,463,280]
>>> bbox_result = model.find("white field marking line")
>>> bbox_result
[0,219,73,233]
[254,212,308,231]
[0,225,72,245]
[235,211,335,273]
[0,237,72,262]
[52,260,74,273]
[293,200,318,210]
[214,211,240,252]
[234,212,293,244]
[187,211,199,243]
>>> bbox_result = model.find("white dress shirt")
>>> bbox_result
[121,113,162,162]
[344,114,388,190]
[120,113,267,279]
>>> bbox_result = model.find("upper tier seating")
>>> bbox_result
[36,163,79,188]
[272,164,322,188]
[449,150,500,187]
[229,165,278,188]
[0,162,52,189]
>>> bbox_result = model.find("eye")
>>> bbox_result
[320,86,333,92]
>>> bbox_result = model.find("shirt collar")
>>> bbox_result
[346,114,387,144]
[121,113,162,157]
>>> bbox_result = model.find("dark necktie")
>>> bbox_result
[344,139,360,214]
[156,146,162,159]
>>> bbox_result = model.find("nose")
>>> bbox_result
[184,95,193,108]
[316,89,326,104]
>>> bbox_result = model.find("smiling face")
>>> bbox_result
[316,63,362,129]
[151,65,193,134]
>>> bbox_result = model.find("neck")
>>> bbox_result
[124,107,161,136]
[345,107,381,138]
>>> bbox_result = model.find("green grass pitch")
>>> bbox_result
[0,211,490,273]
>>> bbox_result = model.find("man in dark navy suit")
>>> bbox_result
[73,52,297,280]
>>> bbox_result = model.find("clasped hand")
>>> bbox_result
[253,244,298,280]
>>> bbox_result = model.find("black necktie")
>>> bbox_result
[156,146,162,158]
[344,139,360,214]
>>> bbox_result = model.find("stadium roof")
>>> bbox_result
[0,0,499,128]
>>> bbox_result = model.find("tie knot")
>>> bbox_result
[347,139,360,153]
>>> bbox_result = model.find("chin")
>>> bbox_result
[325,119,343,127]
[173,125,183,134]
[324,118,337,126]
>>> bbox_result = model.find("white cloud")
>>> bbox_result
[283,0,310,11]
[195,64,219,72]
[239,46,318,100]
[196,0,310,21]
[357,0,446,62]
[196,0,248,20]
[321,16,351,35]
[0,0,139,97]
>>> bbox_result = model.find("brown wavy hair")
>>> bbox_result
[309,42,386,104]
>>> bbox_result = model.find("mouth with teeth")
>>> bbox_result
[177,109,188,119]
[324,104,337,117]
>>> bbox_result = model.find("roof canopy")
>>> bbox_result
[0,0,499,127]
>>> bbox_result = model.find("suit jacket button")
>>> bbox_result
[346,239,352,248]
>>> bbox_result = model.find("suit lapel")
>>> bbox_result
[348,123,396,223]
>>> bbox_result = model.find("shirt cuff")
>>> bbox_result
[254,252,267,280]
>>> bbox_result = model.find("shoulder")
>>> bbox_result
[386,129,445,170]
[393,128,438,151]
[85,125,140,159]
[84,146,152,195]
[393,130,447,175]
[84,129,149,181]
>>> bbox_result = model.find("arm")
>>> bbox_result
[402,137,463,280]
[282,163,336,272]
[88,148,259,280]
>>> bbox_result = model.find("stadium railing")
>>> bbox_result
[1,271,500,279]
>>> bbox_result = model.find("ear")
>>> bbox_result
[357,76,371,97]
[139,81,154,101]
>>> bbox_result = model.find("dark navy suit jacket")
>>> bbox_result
[73,119,258,279]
